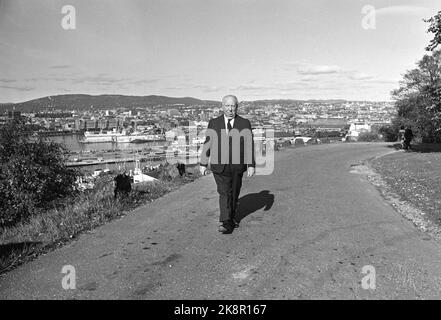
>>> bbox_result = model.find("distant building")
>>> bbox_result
[7,110,21,120]
[168,109,181,116]
[306,118,347,132]
[85,119,98,130]
[92,119,103,129]
[345,121,372,141]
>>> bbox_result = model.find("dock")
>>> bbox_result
[66,154,201,167]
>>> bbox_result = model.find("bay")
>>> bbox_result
[47,133,169,153]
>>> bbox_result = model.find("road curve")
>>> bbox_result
[1,143,441,299]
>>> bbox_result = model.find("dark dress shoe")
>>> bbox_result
[233,218,240,228]
[218,222,233,234]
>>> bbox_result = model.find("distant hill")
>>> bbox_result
[0,94,220,112]
[1,94,387,113]
[247,99,348,105]
[0,103,15,110]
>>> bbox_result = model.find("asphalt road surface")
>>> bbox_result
[2,143,441,299]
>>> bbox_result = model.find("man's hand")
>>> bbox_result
[199,165,209,176]
[247,166,255,177]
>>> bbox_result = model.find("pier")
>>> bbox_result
[66,154,201,167]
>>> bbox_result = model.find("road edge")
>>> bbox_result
[354,150,441,241]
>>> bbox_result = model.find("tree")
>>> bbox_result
[390,11,441,143]
[0,121,79,227]
[391,50,441,142]
[425,11,441,51]
[378,125,398,142]
[358,132,380,142]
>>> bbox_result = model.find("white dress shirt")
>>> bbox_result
[223,115,235,134]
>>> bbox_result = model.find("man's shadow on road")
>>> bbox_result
[235,190,275,223]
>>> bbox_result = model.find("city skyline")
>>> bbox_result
[1,0,441,103]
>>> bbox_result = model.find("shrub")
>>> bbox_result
[157,162,181,181]
[357,132,380,142]
[378,125,398,142]
[0,121,79,227]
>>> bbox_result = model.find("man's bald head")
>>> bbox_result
[222,95,239,119]
[222,95,238,106]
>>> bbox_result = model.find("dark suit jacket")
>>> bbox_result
[200,114,255,174]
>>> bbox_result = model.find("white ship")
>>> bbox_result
[82,129,124,143]
[82,129,165,143]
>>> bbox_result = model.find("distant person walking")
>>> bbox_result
[403,126,414,150]
[398,126,405,143]
[199,95,255,234]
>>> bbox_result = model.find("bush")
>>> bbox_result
[0,121,79,227]
[357,132,380,142]
[378,125,398,142]
[157,162,181,181]
[306,138,319,145]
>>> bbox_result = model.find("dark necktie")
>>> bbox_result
[227,119,233,132]
[227,119,233,164]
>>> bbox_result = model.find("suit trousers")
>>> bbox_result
[213,164,244,223]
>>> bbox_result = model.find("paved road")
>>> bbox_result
[2,143,441,299]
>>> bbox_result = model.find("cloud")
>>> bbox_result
[376,6,430,16]
[22,77,69,82]
[194,85,225,92]
[164,85,187,90]
[50,65,71,69]
[297,65,342,75]
[366,77,400,85]
[349,72,373,80]
[165,84,224,93]
[131,79,159,85]
[234,84,277,91]
[299,75,317,82]
[7,76,159,87]
[70,75,131,86]
[0,85,34,91]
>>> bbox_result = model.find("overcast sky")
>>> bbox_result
[1,0,441,103]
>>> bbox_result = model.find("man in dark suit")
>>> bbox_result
[199,95,255,234]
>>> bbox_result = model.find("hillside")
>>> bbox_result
[1,95,387,113]
[0,95,220,112]
[248,99,348,105]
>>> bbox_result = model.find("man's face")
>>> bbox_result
[222,97,238,119]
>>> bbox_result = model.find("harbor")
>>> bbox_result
[81,128,166,144]
[66,150,202,171]
[49,133,203,175]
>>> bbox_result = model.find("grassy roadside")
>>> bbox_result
[370,144,441,227]
[0,168,201,274]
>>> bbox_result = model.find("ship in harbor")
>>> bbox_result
[82,129,165,143]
